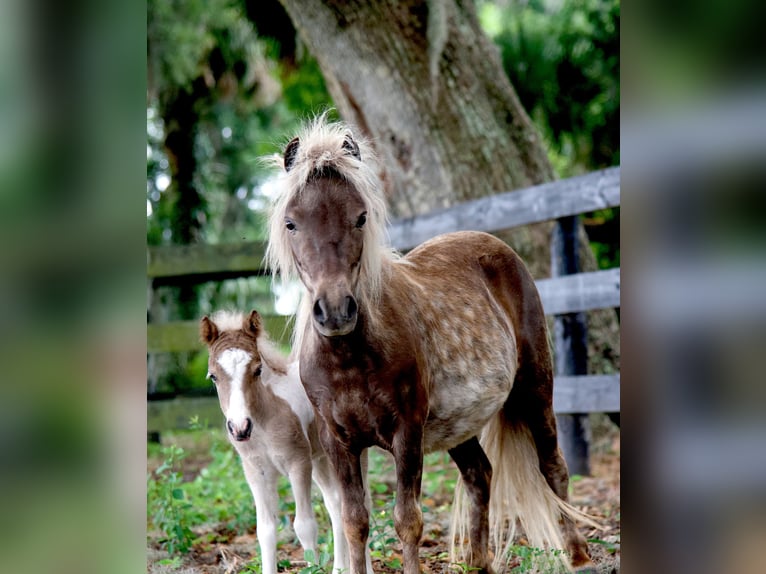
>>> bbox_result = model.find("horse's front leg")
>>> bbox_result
[392,427,425,574]
[313,450,374,574]
[330,446,370,574]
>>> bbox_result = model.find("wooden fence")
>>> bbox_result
[148,167,620,470]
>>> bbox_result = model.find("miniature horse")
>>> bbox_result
[266,117,596,573]
[200,309,373,574]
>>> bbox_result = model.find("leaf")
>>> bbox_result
[172,488,185,500]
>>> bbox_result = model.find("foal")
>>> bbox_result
[200,309,371,574]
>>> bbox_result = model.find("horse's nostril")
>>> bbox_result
[227,420,234,435]
[313,298,327,324]
[345,296,357,319]
[243,418,253,438]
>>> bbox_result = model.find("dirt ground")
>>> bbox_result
[147,417,620,574]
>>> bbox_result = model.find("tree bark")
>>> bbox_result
[277,0,619,367]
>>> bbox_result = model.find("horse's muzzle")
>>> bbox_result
[227,417,253,441]
[312,295,358,336]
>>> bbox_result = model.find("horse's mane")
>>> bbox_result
[209,310,288,374]
[264,113,395,349]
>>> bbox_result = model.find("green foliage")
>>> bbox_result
[480,0,620,271]
[147,443,200,554]
[482,0,619,174]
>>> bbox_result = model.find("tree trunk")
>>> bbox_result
[279,0,554,215]
[278,0,619,367]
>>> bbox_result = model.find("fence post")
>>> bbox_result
[551,215,591,476]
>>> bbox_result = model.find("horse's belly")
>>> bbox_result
[423,361,515,453]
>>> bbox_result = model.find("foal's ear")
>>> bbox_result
[342,134,361,160]
[245,310,262,338]
[200,316,219,345]
[284,137,300,172]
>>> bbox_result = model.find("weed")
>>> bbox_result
[367,498,403,569]
[507,545,567,573]
[588,537,619,555]
[299,549,334,574]
[450,561,481,573]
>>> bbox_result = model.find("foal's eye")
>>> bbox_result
[355,212,367,229]
[285,219,296,232]
[207,372,217,384]
[254,365,262,377]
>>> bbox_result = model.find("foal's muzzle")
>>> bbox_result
[312,294,358,336]
[227,417,253,441]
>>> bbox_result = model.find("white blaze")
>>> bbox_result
[217,348,253,426]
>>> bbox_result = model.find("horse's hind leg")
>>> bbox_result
[512,381,594,570]
[448,437,493,574]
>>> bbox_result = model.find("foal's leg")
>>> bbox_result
[448,437,493,574]
[287,461,319,563]
[392,429,425,574]
[312,454,350,574]
[242,459,280,574]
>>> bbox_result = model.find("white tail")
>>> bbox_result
[449,411,599,571]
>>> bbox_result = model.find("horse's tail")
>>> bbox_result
[449,408,597,571]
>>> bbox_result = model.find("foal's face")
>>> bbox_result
[284,174,367,337]
[207,345,263,441]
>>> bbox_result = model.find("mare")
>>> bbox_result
[265,117,597,574]
[200,309,373,574]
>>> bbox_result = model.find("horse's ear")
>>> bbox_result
[284,137,300,172]
[200,316,219,345]
[245,310,262,338]
[342,134,361,160]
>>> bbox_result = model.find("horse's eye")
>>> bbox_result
[285,219,296,232]
[254,365,262,377]
[355,212,367,229]
[207,372,217,384]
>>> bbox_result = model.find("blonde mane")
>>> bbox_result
[264,114,394,348]
[209,310,288,374]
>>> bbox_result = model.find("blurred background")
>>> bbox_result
[0,0,765,572]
